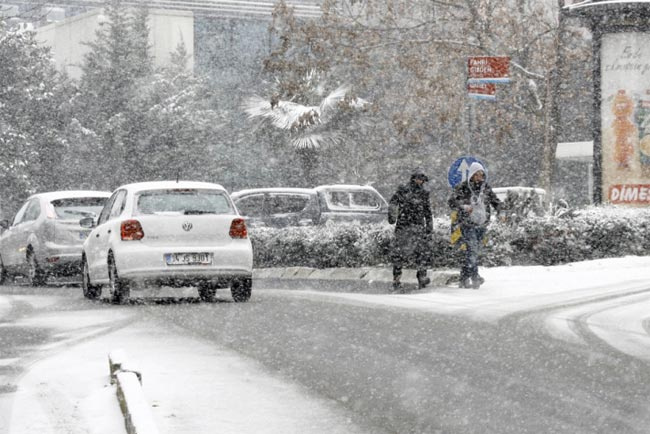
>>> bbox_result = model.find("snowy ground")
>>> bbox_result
[1,256,650,433]
[3,310,369,434]
[287,256,650,360]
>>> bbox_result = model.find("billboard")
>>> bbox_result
[601,32,650,205]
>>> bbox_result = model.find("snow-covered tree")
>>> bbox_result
[124,46,224,182]
[0,21,71,213]
[73,1,221,187]
[77,0,152,126]
[244,2,375,184]
[244,70,370,180]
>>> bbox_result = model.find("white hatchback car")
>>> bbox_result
[80,181,253,303]
[0,190,111,285]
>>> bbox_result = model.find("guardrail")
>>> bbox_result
[109,350,159,434]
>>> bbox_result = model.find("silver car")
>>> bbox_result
[0,190,111,286]
[231,184,389,228]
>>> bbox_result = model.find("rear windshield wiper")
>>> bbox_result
[184,210,212,215]
[63,210,96,217]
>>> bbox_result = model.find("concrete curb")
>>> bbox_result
[109,350,159,434]
[253,267,458,293]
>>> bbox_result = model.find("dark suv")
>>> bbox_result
[231,185,388,227]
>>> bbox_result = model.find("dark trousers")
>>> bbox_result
[393,266,428,281]
[460,225,486,281]
[391,226,432,282]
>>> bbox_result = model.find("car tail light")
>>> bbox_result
[229,218,248,239]
[121,219,144,241]
[46,204,57,219]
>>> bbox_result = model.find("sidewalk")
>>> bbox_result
[254,266,458,293]
[253,257,650,327]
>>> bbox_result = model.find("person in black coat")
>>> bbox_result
[388,168,433,292]
[448,162,502,289]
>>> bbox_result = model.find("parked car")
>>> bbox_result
[493,187,547,220]
[231,184,389,227]
[80,181,253,303]
[0,190,111,285]
[493,186,547,204]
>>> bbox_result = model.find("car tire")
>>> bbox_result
[82,257,102,300]
[198,282,217,302]
[27,251,46,287]
[0,257,7,286]
[230,277,252,303]
[108,254,130,304]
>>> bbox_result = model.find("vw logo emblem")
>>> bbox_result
[182,222,193,232]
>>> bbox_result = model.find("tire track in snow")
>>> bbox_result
[498,282,650,361]
[565,290,650,361]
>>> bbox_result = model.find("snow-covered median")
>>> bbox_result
[7,316,372,434]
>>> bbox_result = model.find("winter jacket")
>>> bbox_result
[448,166,502,228]
[388,171,433,267]
[388,176,433,233]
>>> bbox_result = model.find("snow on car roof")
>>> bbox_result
[118,181,227,193]
[314,184,379,192]
[564,0,650,11]
[492,187,546,195]
[231,187,316,198]
[33,190,112,201]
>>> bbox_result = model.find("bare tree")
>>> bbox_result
[255,0,576,202]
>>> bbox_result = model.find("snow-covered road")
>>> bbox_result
[1,255,650,433]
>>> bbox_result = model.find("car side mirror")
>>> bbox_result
[0,220,9,230]
[79,217,96,228]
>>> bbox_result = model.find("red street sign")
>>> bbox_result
[468,56,510,83]
[467,83,496,100]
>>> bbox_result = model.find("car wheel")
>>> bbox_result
[27,251,46,287]
[82,257,102,300]
[230,277,252,303]
[198,282,217,302]
[0,257,7,285]
[108,254,130,304]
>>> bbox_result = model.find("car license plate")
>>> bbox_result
[165,252,212,266]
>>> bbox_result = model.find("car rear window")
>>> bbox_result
[235,194,265,216]
[135,189,233,215]
[325,190,381,210]
[267,194,311,214]
[51,197,107,220]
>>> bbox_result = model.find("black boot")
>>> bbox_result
[392,267,403,293]
[416,270,430,289]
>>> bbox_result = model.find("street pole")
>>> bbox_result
[541,0,566,203]
[466,97,473,155]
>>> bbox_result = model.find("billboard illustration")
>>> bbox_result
[601,32,650,205]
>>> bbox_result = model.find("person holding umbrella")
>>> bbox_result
[448,162,502,289]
